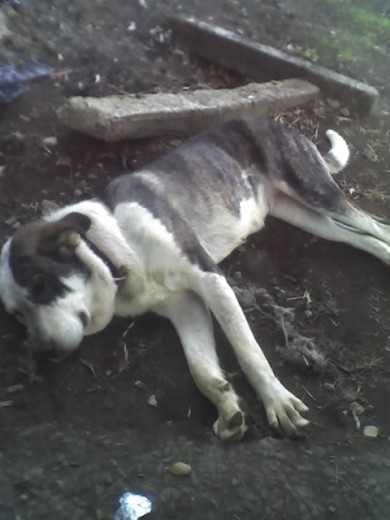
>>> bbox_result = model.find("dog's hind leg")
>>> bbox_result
[186,271,309,436]
[270,193,390,265]
[273,127,390,246]
[156,291,248,441]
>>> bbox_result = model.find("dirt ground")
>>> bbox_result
[0,0,390,519]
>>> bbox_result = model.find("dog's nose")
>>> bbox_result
[78,311,89,328]
[30,337,67,363]
[34,345,57,362]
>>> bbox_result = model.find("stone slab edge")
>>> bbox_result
[58,79,319,142]
[169,16,379,115]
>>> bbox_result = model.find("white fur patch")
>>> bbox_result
[325,129,350,173]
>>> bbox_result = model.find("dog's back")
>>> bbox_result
[103,117,349,264]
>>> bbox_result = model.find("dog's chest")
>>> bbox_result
[113,202,194,316]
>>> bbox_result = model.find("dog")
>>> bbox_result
[1,116,389,441]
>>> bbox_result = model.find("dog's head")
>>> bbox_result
[0,212,118,359]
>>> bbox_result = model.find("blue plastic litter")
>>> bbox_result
[0,62,53,104]
[114,492,152,520]
[0,1,25,8]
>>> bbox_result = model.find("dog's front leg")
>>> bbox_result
[155,291,248,441]
[188,271,309,436]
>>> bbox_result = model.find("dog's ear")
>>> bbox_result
[38,213,91,260]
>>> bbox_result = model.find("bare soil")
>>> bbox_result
[0,1,389,519]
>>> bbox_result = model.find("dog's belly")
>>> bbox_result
[197,191,269,263]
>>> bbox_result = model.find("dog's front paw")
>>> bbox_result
[213,409,248,442]
[262,380,309,436]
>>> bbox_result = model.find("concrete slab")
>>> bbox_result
[58,79,319,142]
[170,16,379,115]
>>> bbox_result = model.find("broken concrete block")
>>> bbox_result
[170,16,379,115]
[58,79,319,142]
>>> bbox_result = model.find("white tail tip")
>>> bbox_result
[325,129,350,174]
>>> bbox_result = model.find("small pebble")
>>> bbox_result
[147,394,157,408]
[42,136,58,147]
[5,215,20,227]
[169,462,191,476]
[134,380,147,391]
[323,382,335,392]
[6,384,24,394]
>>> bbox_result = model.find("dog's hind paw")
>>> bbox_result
[262,380,309,437]
[213,409,248,442]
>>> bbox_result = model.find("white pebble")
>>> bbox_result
[147,394,157,408]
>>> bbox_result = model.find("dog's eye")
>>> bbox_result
[28,274,52,302]
[26,273,67,304]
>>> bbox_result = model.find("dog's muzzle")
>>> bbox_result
[28,310,89,362]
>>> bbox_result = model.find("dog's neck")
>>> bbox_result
[47,200,147,294]
[82,234,126,285]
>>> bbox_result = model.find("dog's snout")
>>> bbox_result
[78,311,89,328]
[28,333,71,362]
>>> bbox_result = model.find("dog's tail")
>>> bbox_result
[324,129,350,174]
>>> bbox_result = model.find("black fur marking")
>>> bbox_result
[10,245,90,305]
[228,410,244,428]
[103,175,217,272]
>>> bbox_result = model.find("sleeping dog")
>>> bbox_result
[1,117,389,441]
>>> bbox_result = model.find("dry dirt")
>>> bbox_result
[0,1,389,519]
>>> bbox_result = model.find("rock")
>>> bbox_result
[169,461,192,476]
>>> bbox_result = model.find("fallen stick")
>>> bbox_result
[58,79,319,142]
